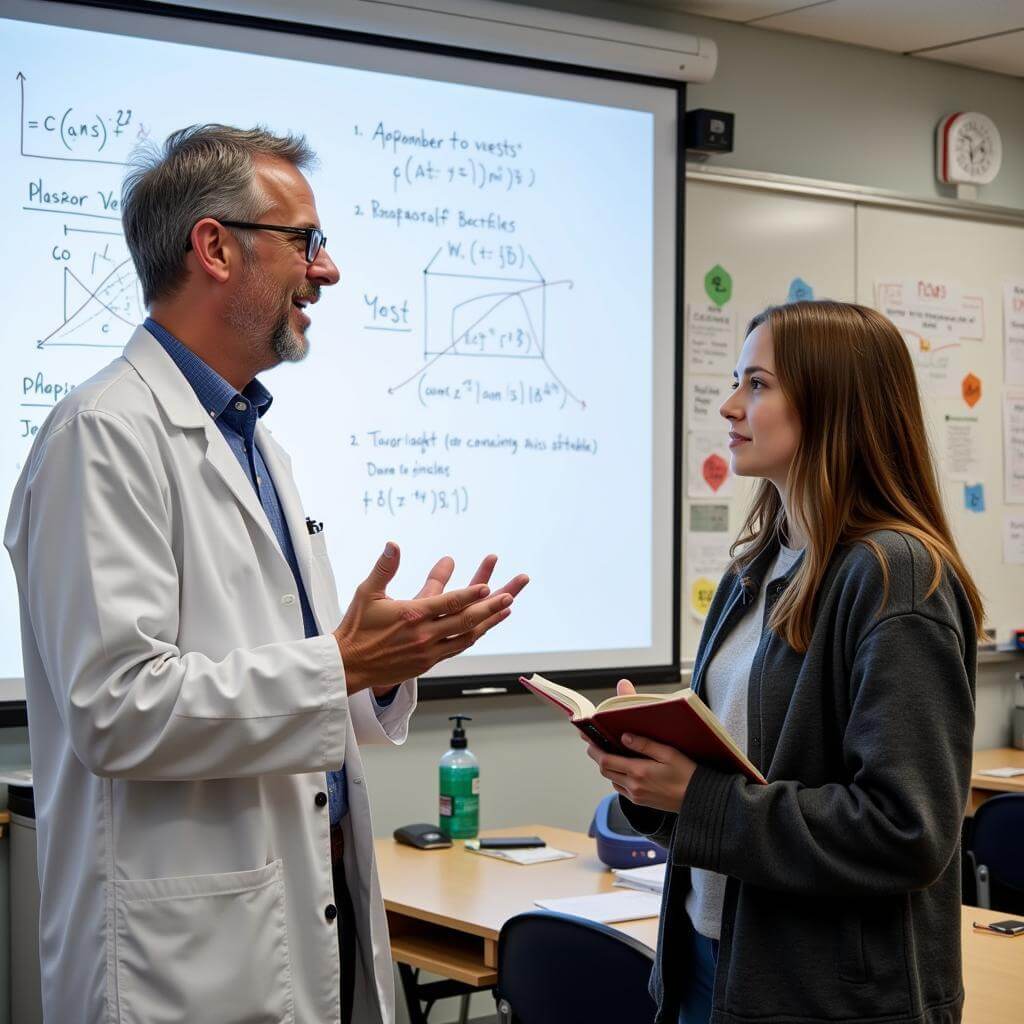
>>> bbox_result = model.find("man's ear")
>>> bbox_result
[187,218,234,285]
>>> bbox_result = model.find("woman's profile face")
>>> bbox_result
[719,323,801,491]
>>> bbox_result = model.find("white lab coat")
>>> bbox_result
[4,325,415,1024]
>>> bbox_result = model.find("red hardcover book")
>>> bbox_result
[518,674,766,784]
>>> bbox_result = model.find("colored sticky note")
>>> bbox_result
[961,373,982,408]
[690,576,717,618]
[704,264,732,307]
[964,483,985,513]
[702,452,729,493]
[787,277,814,303]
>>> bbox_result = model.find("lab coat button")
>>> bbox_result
[315,791,327,808]
[325,903,338,922]
[281,594,296,606]
[353,778,363,785]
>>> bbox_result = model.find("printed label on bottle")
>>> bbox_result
[472,776,480,795]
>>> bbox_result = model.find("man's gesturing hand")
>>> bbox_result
[334,542,525,694]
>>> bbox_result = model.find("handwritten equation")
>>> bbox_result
[419,375,565,409]
[363,485,469,517]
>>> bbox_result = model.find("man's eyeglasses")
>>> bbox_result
[187,220,327,263]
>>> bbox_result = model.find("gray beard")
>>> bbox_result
[227,261,309,366]
[269,307,307,363]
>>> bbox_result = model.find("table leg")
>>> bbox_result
[398,963,430,1024]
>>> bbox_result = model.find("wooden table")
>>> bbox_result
[376,824,1022,1024]
[969,747,1024,816]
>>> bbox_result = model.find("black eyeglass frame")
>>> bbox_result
[186,220,326,263]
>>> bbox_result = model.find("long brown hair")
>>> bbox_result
[731,300,984,651]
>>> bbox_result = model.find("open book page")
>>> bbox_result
[518,675,597,719]
[593,689,687,713]
[519,674,765,783]
[519,674,682,720]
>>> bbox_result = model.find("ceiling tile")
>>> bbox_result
[754,0,1024,54]
[918,29,1024,77]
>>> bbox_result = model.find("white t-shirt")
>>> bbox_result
[685,543,803,940]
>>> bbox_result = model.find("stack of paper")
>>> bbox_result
[534,890,661,923]
[976,767,1024,778]
[465,844,576,865]
[612,863,667,894]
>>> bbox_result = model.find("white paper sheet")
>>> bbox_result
[684,533,732,621]
[943,415,982,482]
[1004,281,1024,389]
[1003,513,1024,565]
[1005,393,1024,504]
[687,430,734,499]
[535,890,662,923]
[465,845,576,865]
[876,279,983,398]
[612,863,667,894]
[685,375,730,426]
[686,304,736,377]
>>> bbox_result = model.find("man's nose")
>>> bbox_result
[309,248,340,286]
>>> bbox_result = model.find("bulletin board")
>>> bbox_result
[681,169,1024,661]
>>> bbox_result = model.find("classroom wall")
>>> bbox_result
[5,5,1023,1021]
[515,0,1024,210]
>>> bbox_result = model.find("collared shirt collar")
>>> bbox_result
[144,317,273,431]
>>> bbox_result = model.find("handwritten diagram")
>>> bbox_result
[387,244,584,408]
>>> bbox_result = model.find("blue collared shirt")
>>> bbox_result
[145,317,352,823]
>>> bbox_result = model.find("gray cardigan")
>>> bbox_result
[623,530,976,1024]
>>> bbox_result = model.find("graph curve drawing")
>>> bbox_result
[37,256,143,350]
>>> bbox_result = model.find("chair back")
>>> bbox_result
[970,793,1024,912]
[495,910,657,1024]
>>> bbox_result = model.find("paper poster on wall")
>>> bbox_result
[875,279,982,398]
[684,532,732,620]
[1004,281,1024,388]
[687,431,734,498]
[943,415,982,482]
[685,376,729,426]
[1005,392,1024,504]
[1003,513,1024,565]
[686,304,736,377]
[690,503,729,534]
[875,279,984,342]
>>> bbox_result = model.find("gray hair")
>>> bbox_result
[121,124,316,306]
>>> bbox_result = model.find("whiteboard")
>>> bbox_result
[856,205,1024,641]
[681,174,1024,659]
[682,180,855,659]
[0,0,682,692]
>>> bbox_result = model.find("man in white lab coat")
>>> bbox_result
[4,125,526,1024]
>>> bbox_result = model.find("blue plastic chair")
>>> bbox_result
[967,793,1024,913]
[495,910,657,1024]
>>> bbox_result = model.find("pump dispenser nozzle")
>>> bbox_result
[448,715,472,749]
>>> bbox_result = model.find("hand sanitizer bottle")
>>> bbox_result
[439,715,479,839]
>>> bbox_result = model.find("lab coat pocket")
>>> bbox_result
[310,530,342,624]
[114,859,295,1024]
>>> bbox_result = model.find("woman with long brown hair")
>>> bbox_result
[585,300,981,1024]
